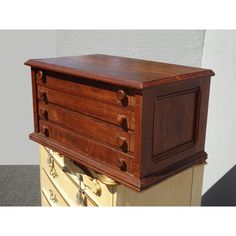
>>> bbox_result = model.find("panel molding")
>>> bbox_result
[152,87,201,163]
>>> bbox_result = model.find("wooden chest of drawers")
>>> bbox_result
[25,54,214,191]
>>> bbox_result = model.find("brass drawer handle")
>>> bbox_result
[77,173,101,197]
[90,179,101,196]
[77,189,86,206]
[49,167,58,178]
[44,147,58,178]
[49,189,58,203]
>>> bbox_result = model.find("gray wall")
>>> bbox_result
[201,30,236,193]
[56,30,205,66]
[1,30,236,196]
[0,31,56,164]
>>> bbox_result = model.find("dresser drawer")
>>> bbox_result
[37,86,135,130]
[39,121,132,173]
[36,70,135,108]
[41,146,113,206]
[41,151,96,206]
[38,102,134,152]
[41,169,68,206]
[41,191,51,206]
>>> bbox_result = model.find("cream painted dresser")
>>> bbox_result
[40,145,205,207]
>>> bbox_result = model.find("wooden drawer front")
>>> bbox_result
[41,191,51,206]
[41,146,113,206]
[36,70,135,108]
[41,150,97,206]
[41,169,68,206]
[38,102,134,153]
[37,86,135,130]
[39,121,132,172]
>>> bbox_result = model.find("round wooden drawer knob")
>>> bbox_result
[117,114,126,125]
[116,136,127,148]
[39,91,47,102]
[37,71,43,80]
[39,109,48,120]
[118,158,127,171]
[37,71,46,83]
[41,126,49,137]
[117,89,127,101]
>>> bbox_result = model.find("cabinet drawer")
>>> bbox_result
[41,191,51,206]
[36,70,135,107]
[41,146,113,206]
[41,154,96,206]
[39,121,132,173]
[38,102,134,152]
[41,169,68,206]
[37,86,135,130]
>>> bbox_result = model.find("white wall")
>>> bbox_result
[201,30,236,193]
[0,31,56,165]
[56,30,205,66]
[2,30,235,196]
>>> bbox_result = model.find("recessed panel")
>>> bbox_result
[153,89,199,161]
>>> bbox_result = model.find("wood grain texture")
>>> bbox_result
[25,54,214,89]
[38,102,134,152]
[37,86,135,130]
[26,54,214,191]
[36,70,135,107]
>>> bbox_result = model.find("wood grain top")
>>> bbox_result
[25,54,214,89]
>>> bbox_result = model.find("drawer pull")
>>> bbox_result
[37,71,46,83]
[49,166,58,178]
[117,114,126,125]
[116,136,127,150]
[49,189,58,203]
[39,109,48,120]
[118,158,127,171]
[41,126,49,137]
[91,179,102,196]
[62,166,71,174]
[77,189,86,206]
[117,89,128,106]
[117,89,126,101]
[39,91,47,102]
[36,71,43,80]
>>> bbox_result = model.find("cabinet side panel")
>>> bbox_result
[115,166,193,206]
[196,78,211,151]
[153,88,200,161]
[141,78,210,178]
[190,164,205,206]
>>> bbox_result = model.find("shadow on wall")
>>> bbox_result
[202,165,236,206]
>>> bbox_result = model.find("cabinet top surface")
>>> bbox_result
[25,54,214,89]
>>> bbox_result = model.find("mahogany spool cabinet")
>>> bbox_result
[25,54,214,191]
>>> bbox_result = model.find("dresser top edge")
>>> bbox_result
[25,54,214,89]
